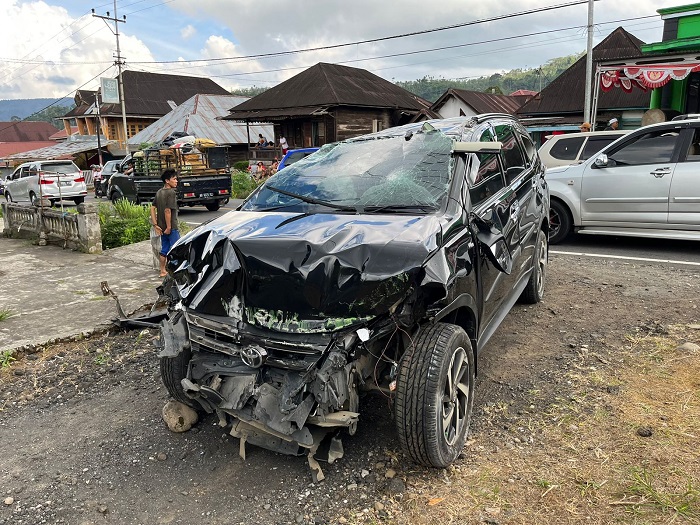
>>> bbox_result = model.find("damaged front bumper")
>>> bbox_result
[159,309,362,471]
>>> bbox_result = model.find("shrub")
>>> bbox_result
[233,160,249,172]
[99,200,190,249]
[231,170,260,199]
[99,200,151,249]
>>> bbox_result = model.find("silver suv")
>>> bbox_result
[546,119,700,243]
[538,130,628,168]
[4,160,87,206]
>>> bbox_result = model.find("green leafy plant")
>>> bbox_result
[99,200,151,249]
[0,350,15,369]
[231,169,260,199]
[0,308,13,321]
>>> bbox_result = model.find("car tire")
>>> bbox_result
[110,190,124,203]
[29,191,38,206]
[5,192,12,203]
[73,197,85,205]
[395,322,475,468]
[205,201,221,212]
[520,228,547,304]
[549,199,572,244]
[160,345,194,407]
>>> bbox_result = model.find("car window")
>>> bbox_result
[495,124,526,184]
[244,131,454,212]
[549,136,585,161]
[518,131,537,165]
[21,166,31,178]
[580,136,622,160]
[608,130,679,166]
[468,128,505,207]
[684,129,700,162]
[40,162,79,174]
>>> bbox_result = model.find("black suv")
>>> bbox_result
[158,115,549,470]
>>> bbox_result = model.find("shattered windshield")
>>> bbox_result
[242,130,455,213]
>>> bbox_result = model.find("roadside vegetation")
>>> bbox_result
[98,200,190,249]
[388,324,699,525]
[231,169,260,199]
[0,307,13,321]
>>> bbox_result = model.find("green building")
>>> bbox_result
[596,3,700,121]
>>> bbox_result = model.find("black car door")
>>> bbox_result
[465,127,517,347]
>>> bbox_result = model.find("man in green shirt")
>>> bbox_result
[150,169,179,277]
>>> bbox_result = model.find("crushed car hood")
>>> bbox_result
[168,211,445,323]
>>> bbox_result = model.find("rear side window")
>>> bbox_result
[549,136,585,161]
[580,136,621,160]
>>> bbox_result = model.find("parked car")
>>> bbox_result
[0,177,5,196]
[94,159,121,198]
[546,118,700,244]
[277,147,320,170]
[4,160,87,206]
[538,130,629,168]
[157,114,550,470]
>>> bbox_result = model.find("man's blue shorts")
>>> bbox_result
[160,229,180,257]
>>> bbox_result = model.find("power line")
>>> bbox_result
[0,65,114,137]
[128,0,602,65]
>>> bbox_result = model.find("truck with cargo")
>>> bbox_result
[108,143,232,211]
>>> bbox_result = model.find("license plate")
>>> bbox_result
[200,192,213,198]
[59,181,71,187]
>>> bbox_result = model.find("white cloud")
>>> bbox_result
[0,0,687,99]
[181,24,197,40]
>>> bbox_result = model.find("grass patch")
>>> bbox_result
[396,324,700,525]
[0,350,15,369]
[0,308,14,321]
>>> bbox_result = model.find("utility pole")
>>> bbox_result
[584,0,595,127]
[94,93,103,166]
[92,1,128,153]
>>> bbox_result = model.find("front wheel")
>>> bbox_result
[395,323,475,468]
[5,192,12,203]
[520,228,547,304]
[549,200,572,244]
[160,346,194,407]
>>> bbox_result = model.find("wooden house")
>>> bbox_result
[223,62,431,153]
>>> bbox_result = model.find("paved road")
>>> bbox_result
[79,195,700,265]
[554,233,700,266]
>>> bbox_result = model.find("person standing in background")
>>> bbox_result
[150,168,180,278]
[579,122,591,132]
[279,134,289,155]
[605,118,619,131]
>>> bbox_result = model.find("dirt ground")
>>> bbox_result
[0,252,698,525]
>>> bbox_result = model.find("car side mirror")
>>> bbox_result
[594,153,608,168]
[476,230,513,275]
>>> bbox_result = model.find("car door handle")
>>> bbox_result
[650,167,671,178]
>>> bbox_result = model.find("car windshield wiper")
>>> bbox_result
[362,203,438,213]
[265,184,357,212]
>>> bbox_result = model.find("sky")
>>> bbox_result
[0,0,691,102]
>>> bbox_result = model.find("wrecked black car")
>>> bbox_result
[158,114,549,472]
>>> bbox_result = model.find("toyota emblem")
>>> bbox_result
[240,345,268,368]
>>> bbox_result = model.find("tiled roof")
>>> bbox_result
[225,63,430,119]
[0,141,57,159]
[0,121,60,142]
[64,71,230,120]
[518,27,651,116]
[432,89,524,115]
